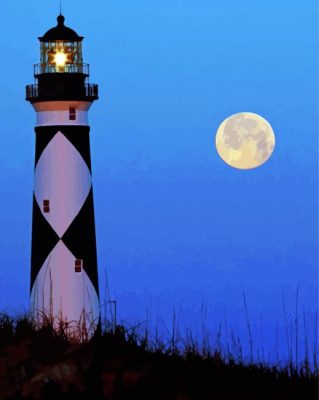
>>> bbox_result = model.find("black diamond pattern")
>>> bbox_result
[61,188,99,294]
[62,127,92,172]
[30,196,60,292]
[34,127,57,167]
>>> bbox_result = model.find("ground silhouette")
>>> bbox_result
[0,314,317,399]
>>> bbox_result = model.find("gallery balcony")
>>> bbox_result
[34,63,90,76]
[26,82,99,103]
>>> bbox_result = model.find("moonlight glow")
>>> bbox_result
[215,112,275,170]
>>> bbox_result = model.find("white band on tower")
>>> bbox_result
[33,101,92,127]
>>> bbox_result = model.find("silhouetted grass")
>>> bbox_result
[0,312,317,400]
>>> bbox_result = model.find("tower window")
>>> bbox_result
[43,199,50,213]
[69,107,77,120]
[75,259,83,273]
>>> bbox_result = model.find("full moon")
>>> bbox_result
[215,112,275,170]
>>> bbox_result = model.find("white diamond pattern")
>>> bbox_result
[34,132,92,238]
[30,240,100,330]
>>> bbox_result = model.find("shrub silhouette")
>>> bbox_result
[0,313,317,399]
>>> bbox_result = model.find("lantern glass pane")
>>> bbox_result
[40,41,83,73]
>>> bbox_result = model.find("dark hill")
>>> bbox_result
[0,315,317,400]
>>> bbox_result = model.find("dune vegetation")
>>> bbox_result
[0,308,317,400]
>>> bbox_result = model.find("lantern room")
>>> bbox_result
[38,14,85,74]
[26,14,98,103]
[39,40,83,73]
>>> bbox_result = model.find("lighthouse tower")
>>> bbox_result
[26,15,100,338]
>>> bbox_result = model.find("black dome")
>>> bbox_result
[39,15,83,42]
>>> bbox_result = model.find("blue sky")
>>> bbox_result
[0,0,317,363]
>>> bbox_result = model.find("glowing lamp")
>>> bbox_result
[54,50,68,67]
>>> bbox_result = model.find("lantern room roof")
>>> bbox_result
[39,15,84,42]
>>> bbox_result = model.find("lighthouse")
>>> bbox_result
[26,14,100,339]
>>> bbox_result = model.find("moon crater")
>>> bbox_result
[215,112,275,170]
